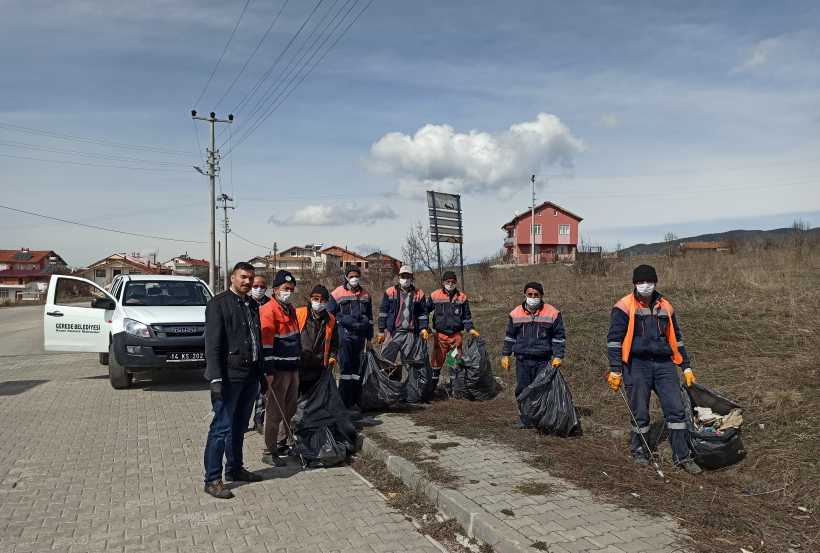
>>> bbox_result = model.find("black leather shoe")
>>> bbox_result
[262,452,286,467]
[225,468,263,482]
[204,480,234,499]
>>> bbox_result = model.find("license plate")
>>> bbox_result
[167,351,205,362]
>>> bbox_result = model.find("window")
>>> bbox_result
[123,281,212,307]
[559,224,570,236]
[113,269,122,276]
[0,289,9,300]
[553,209,558,216]
[531,224,542,236]
[55,279,107,308]
[95,269,106,278]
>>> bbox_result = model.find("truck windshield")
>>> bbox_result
[123,281,212,307]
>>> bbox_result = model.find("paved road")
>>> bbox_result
[0,309,439,553]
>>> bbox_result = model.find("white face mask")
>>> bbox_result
[311,300,326,312]
[525,296,542,309]
[250,287,266,300]
[443,283,456,292]
[398,278,412,289]
[635,283,656,297]
[276,290,292,303]
[347,277,360,288]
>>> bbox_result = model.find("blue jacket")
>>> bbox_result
[427,288,474,334]
[606,291,690,369]
[328,284,374,340]
[502,302,566,359]
[378,285,428,334]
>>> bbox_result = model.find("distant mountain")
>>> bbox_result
[620,226,820,256]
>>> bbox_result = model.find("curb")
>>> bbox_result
[359,434,534,553]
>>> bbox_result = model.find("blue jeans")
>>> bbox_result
[203,376,258,483]
[338,335,366,409]
[515,356,549,425]
[624,358,691,465]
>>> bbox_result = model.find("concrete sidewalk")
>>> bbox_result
[363,413,689,553]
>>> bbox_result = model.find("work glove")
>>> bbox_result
[607,371,622,392]
[683,368,696,387]
[328,357,337,367]
[469,329,480,337]
[209,380,223,403]
[551,358,562,368]
[501,356,511,371]
[376,333,385,344]
[420,329,430,340]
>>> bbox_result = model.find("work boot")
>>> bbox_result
[511,421,530,429]
[679,459,703,475]
[225,467,263,482]
[253,416,264,434]
[276,440,291,456]
[632,455,650,466]
[204,480,234,499]
[261,452,286,467]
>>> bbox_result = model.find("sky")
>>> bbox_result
[1,0,818,268]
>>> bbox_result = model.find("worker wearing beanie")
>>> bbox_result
[295,285,338,396]
[328,266,373,410]
[427,270,479,390]
[606,264,702,475]
[259,270,299,467]
[501,281,566,428]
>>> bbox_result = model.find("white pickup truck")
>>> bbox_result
[43,274,212,389]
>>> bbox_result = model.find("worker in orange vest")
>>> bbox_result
[606,264,702,475]
[427,271,479,390]
[295,285,339,397]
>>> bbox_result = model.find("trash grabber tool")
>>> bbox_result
[618,387,665,479]
[267,384,307,469]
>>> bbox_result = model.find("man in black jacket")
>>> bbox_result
[203,262,264,499]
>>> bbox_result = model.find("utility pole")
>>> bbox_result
[530,174,536,264]
[191,110,233,290]
[273,242,278,274]
[217,240,222,293]
[217,193,235,291]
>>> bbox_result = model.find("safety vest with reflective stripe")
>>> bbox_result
[259,298,300,371]
[614,294,683,365]
[428,288,473,334]
[502,302,566,358]
[378,285,428,334]
[329,285,374,339]
[295,307,336,366]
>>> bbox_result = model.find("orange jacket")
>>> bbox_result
[295,307,337,366]
[259,299,300,372]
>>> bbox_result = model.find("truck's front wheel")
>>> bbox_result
[108,344,132,389]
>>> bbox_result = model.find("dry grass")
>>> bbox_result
[367,431,460,485]
[403,246,820,553]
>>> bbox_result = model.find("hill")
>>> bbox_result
[619,226,819,256]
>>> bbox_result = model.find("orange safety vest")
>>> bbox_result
[615,294,683,365]
[295,307,336,366]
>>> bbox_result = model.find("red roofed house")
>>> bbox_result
[502,202,583,264]
[365,252,402,276]
[162,254,210,280]
[0,248,69,303]
[321,246,370,274]
[80,252,169,286]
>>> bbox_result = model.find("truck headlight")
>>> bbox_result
[124,318,151,338]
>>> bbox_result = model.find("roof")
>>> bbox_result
[169,256,209,267]
[85,253,166,274]
[0,270,53,278]
[366,252,400,261]
[0,249,65,265]
[320,246,369,261]
[680,241,730,250]
[501,201,583,229]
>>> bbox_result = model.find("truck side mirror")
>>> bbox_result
[92,297,116,310]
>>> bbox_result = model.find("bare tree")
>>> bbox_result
[664,232,678,258]
[401,221,462,278]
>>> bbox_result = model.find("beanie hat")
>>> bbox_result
[346,266,361,277]
[632,264,658,284]
[442,270,457,282]
[524,281,544,295]
[310,284,330,301]
[272,270,295,288]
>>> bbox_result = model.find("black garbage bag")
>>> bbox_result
[292,370,357,466]
[451,335,497,401]
[382,332,435,404]
[360,349,406,411]
[681,382,746,470]
[517,364,582,437]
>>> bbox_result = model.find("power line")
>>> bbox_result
[0,152,191,172]
[231,230,269,250]
[226,0,373,156]
[215,0,291,110]
[0,121,194,157]
[192,0,253,108]
[0,203,207,244]
[0,139,184,167]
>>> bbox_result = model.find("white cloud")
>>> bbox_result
[732,38,781,73]
[600,113,621,128]
[367,113,584,198]
[269,202,398,226]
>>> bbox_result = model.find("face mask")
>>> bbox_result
[635,283,655,297]
[348,277,360,288]
[399,278,412,289]
[276,290,292,303]
[250,287,266,300]
[525,296,542,309]
[443,283,456,292]
[311,300,326,312]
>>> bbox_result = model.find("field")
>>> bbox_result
[399,246,820,553]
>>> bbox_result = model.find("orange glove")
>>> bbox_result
[420,329,430,340]
[469,329,480,337]
[607,371,622,392]
[328,357,337,367]
[683,368,695,387]
[501,356,511,371]
[376,333,385,344]
[551,358,562,368]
